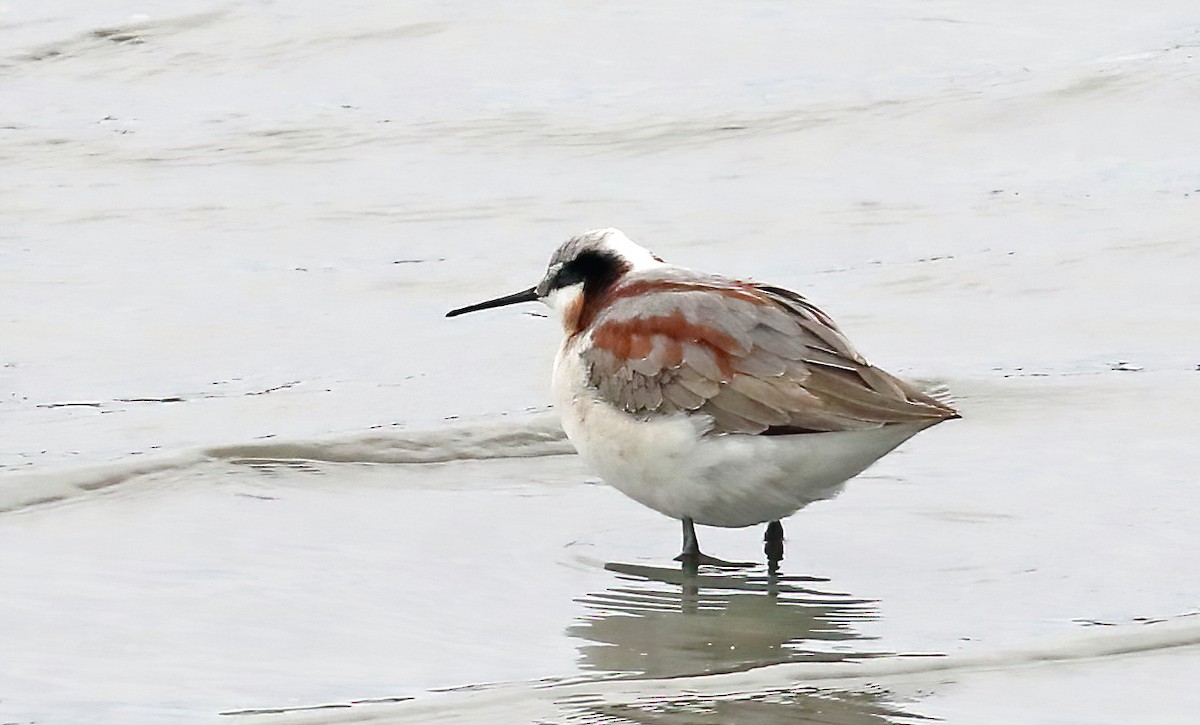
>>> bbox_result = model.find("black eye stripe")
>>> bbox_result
[550,251,613,290]
[554,265,585,288]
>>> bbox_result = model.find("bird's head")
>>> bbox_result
[446,228,664,332]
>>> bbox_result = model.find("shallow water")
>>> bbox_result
[2,1,1199,723]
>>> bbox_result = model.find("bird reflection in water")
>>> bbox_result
[569,562,886,678]
[563,564,927,724]
[556,685,928,725]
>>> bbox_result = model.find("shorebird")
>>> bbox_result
[447,229,958,568]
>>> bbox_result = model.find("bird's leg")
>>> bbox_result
[674,517,755,569]
[764,520,785,572]
[675,517,701,562]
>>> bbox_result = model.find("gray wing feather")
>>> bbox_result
[710,385,790,428]
[698,401,764,434]
[675,365,722,398]
[681,342,725,381]
[660,378,707,410]
[733,347,788,378]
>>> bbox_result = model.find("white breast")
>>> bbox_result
[552,337,934,528]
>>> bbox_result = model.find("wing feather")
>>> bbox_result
[747,324,811,359]
[681,341,726,382]
[626,350,661,376]
[698,400,766,434]
[660,377,707,410]
[675,365,722,398]
[710,384,790,427]
[580,269,958,435]
[732,347,789,378]
[727,373,797,415]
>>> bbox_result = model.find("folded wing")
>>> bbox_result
[580,270,958,435]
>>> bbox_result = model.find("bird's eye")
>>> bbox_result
[553,263,585,290]
[547,250,623,293]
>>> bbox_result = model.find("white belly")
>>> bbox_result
[552,344,934,528]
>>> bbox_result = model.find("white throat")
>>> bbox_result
[542,282,583,316]
[542,281,585,331]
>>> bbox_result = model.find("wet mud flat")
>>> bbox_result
[1,371,1198,724]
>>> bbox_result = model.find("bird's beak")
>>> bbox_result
[446,286,539,317]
